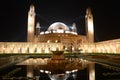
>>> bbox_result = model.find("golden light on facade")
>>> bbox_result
[47,40,50,43]
[65,47,67,50]
[78,47,81,50]
[1,4,120,55]
[3,47,5,50]
[28,17,33,25]
[72,47,74,51]
[28,26,33,32]
[88,21,93,33]
[55,40,58,43]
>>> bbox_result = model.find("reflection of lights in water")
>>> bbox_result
[72,73,76,79]
[17,51,88,80]
[65,71,71,74]
[71,69,78,73]
[39,68,78,80]
[40,70,44,73]
[18,58,49,65]
[49,73,69,80]
[80,58,83,61]
[37,58,87,80]
[45,70,49,74]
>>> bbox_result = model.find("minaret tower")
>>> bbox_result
[85,7,94,43]
[27,4,35,42]
[72,23,77,33]
[36,22,40,36]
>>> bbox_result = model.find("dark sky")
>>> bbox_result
[0,0,120,42]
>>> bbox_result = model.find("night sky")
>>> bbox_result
[0,0,120,42]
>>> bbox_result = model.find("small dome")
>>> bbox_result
[48,22,69,31]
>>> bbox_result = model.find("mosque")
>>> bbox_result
[0,4,120,54]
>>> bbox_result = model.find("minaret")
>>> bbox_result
[27,4,35,42]
[72,23,77,33]
[36,22,40,36]
[85,7,94,43]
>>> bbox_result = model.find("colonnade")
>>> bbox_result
[0,42,63,53]
[82,39,120,54]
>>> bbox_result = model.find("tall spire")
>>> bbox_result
[27,4,36,42]
[85,7,94,43]
[29,4,35,15]
[86,7,92,15]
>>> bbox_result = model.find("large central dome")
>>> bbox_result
[48,22,70,31]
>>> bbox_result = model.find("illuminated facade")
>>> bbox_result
[83,39,120,54]
[0,4,120,54]
[0,42,63,53]
[34,22,87,51]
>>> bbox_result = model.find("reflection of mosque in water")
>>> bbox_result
[1,52,120,80]
[17,51,89,80]
[0,4,120,54]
